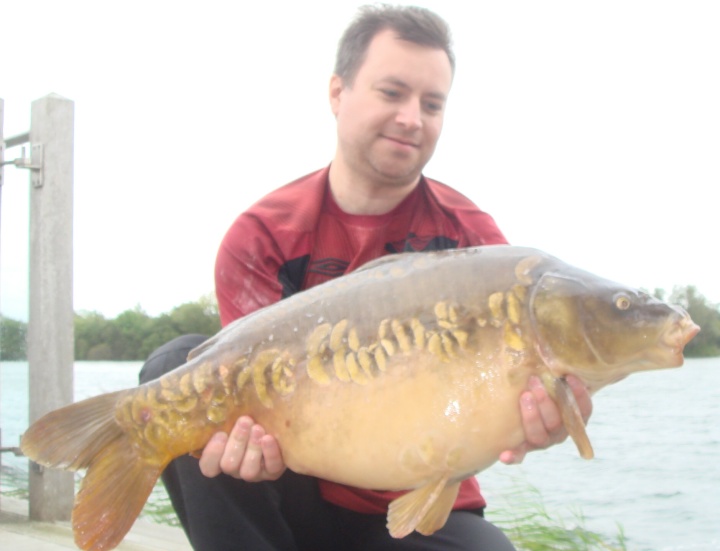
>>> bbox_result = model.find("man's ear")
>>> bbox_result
[329,74,344,117]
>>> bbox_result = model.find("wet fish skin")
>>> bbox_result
[20,245,699,550]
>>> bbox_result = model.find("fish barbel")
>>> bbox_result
[20,245,699,550]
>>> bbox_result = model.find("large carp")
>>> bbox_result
[21,245,698,550]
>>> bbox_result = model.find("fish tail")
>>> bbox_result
[21,391,164,551]
[73,437,161,550]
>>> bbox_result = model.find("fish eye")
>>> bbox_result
[614,294,631,311]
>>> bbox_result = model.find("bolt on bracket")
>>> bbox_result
[0,143,44,187]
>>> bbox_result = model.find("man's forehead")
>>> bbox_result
[358,30,453,89]
[365,29,449,62]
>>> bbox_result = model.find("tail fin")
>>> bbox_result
[73,437,161,550]
[21,391,164,550]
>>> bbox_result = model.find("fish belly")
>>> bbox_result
[255,355,529,490]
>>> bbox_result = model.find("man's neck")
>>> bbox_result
[328,161,420,216]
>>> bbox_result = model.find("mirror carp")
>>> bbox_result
[21,245,699,550]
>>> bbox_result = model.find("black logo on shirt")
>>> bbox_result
[385,233,458,254]
[308,257,350,278]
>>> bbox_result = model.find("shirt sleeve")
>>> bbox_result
[459,210,508,247]
[214,213,285,327]
[421,178,509,247]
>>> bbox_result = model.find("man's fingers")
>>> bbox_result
[501,375,595,465]
[197,416,287,482]
[499,444,528,465]
[238,424,267,481]
[219,416,253,476]
[198,432,229,477]
[566,374,593,422]
[260,435,286,479]
[517,386,552,449]
[528,376,565,446]
[522,375,593,452]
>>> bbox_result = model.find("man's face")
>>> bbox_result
[330,29,453,188]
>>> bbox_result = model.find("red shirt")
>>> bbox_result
[215,166,508,513]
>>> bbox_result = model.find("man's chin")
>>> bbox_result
[369,160,425,187]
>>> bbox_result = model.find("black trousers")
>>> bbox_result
[139,335,516,551]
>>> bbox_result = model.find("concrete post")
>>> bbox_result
[27,94,75,521]
[0,97,4,513]
[1,96,4,181]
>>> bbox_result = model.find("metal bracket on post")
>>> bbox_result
[0,446,23,457]
[0,144,44,187]
[30,143,44,188]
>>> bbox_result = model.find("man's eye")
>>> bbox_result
[381,89,400,98]
[424,101,443,113]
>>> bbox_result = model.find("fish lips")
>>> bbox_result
[658,309,700,367]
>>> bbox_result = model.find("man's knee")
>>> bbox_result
[139,334,208,384]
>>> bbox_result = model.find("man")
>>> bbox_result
[140,5,592,550]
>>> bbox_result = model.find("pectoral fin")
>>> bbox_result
[542,374,593,459]
[415,481,461,536]
[387,476,459,538]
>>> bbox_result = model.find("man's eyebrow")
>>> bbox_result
[377,77,448,101]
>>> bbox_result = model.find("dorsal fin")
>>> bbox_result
[353,253,407,272]
[187,334,220,360]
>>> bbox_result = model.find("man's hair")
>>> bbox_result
[334,4,455,85]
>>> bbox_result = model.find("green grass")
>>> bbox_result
[485,476,628,551]
[140,481,181,526]
[0,464,28,499]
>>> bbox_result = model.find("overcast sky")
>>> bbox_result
[1,0,718,322]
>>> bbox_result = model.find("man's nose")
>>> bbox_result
[395,98,422,130]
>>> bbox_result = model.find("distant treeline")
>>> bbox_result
[1,286,719,361]
[0,295,221,361]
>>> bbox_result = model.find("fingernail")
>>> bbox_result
[521,392,534,410]
[250,425,264,444]
[529,376,543,390]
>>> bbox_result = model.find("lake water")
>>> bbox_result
[1,359,719,550]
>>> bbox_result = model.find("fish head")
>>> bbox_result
[528,268,700,390]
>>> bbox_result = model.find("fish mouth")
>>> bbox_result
[659,311,700,367]
[578,313,700,392]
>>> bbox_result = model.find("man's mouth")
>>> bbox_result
[382,135,419,149]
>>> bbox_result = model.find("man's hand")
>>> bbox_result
[499,374,593,465]
[198,416,286,481]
